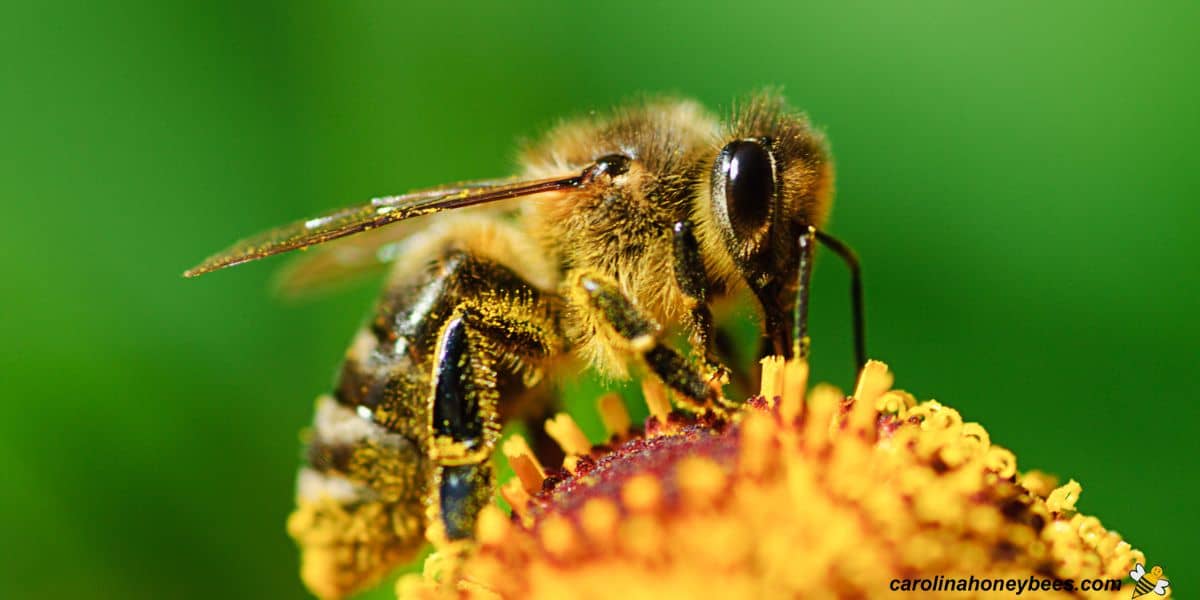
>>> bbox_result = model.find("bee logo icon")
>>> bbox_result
[1130,563,1170,597]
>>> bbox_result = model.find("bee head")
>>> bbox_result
[708,108,833,357]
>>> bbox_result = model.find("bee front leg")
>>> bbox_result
[571,271,723,410]
[672,220,729,383]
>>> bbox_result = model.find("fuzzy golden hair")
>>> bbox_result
[518,92,833,376]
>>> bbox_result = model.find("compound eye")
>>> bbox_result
[721,140,775,239]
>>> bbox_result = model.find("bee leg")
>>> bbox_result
[573,271,720,408]
[792,227,817,361]
[712,326,754,397]
[427,299,561,543]
[672,221,727,382]
[428,313,495,543]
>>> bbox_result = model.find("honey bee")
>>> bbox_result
[1130,563,1170,597]
[186,93,865,598]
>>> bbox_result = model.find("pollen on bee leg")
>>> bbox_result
[502,435,545,495]
[544,413,591,458]
[596,392,631,438]
[759,356,786,401]
[640,378,671,425]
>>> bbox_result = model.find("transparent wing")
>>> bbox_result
[184,173,583,278]
[269,178,518,297]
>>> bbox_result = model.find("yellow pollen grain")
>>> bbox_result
[629,333,655,354]
[677,457,726,507]
[966,504,1002,536]
[984,447,1018,479]
[845,385,877,438]
[502,435,546,494]
[618,515,664,562]
[920,405,963,435]
[562,454,581,474]
[738,410,776,478]
[621,474,662,512]
[1046,479,1082,513]
[579,498,619,546]
[960,422,990,453]
[1019,470,1059,498]
[641,378,671,423]
[874,389,915,417]
[545,413,592,457]
[596,392,631,437]
[805,383,841,453]
[475,504,511,547]
[539,514,578,560]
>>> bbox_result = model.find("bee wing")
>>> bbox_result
[1130,563,1145,581]
[269,178,518,297]
[1154,579,1169,594]
[184,173,582,278]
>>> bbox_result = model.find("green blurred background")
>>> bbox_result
[2,2,1196,598]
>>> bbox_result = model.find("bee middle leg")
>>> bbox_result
[571,270,723,410]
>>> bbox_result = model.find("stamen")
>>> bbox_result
[759,356,785,400]
[640,379,671,424]
[500,478,531,520]
[502,435,544,495]
[779,359,809,423]
[596,392,631,438]
[544,413,591,457]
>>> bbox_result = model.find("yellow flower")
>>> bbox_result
[398,359,1146,599]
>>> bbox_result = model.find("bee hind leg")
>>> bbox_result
[426,296,561,543]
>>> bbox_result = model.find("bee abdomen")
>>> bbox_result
[289,396,427,599]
